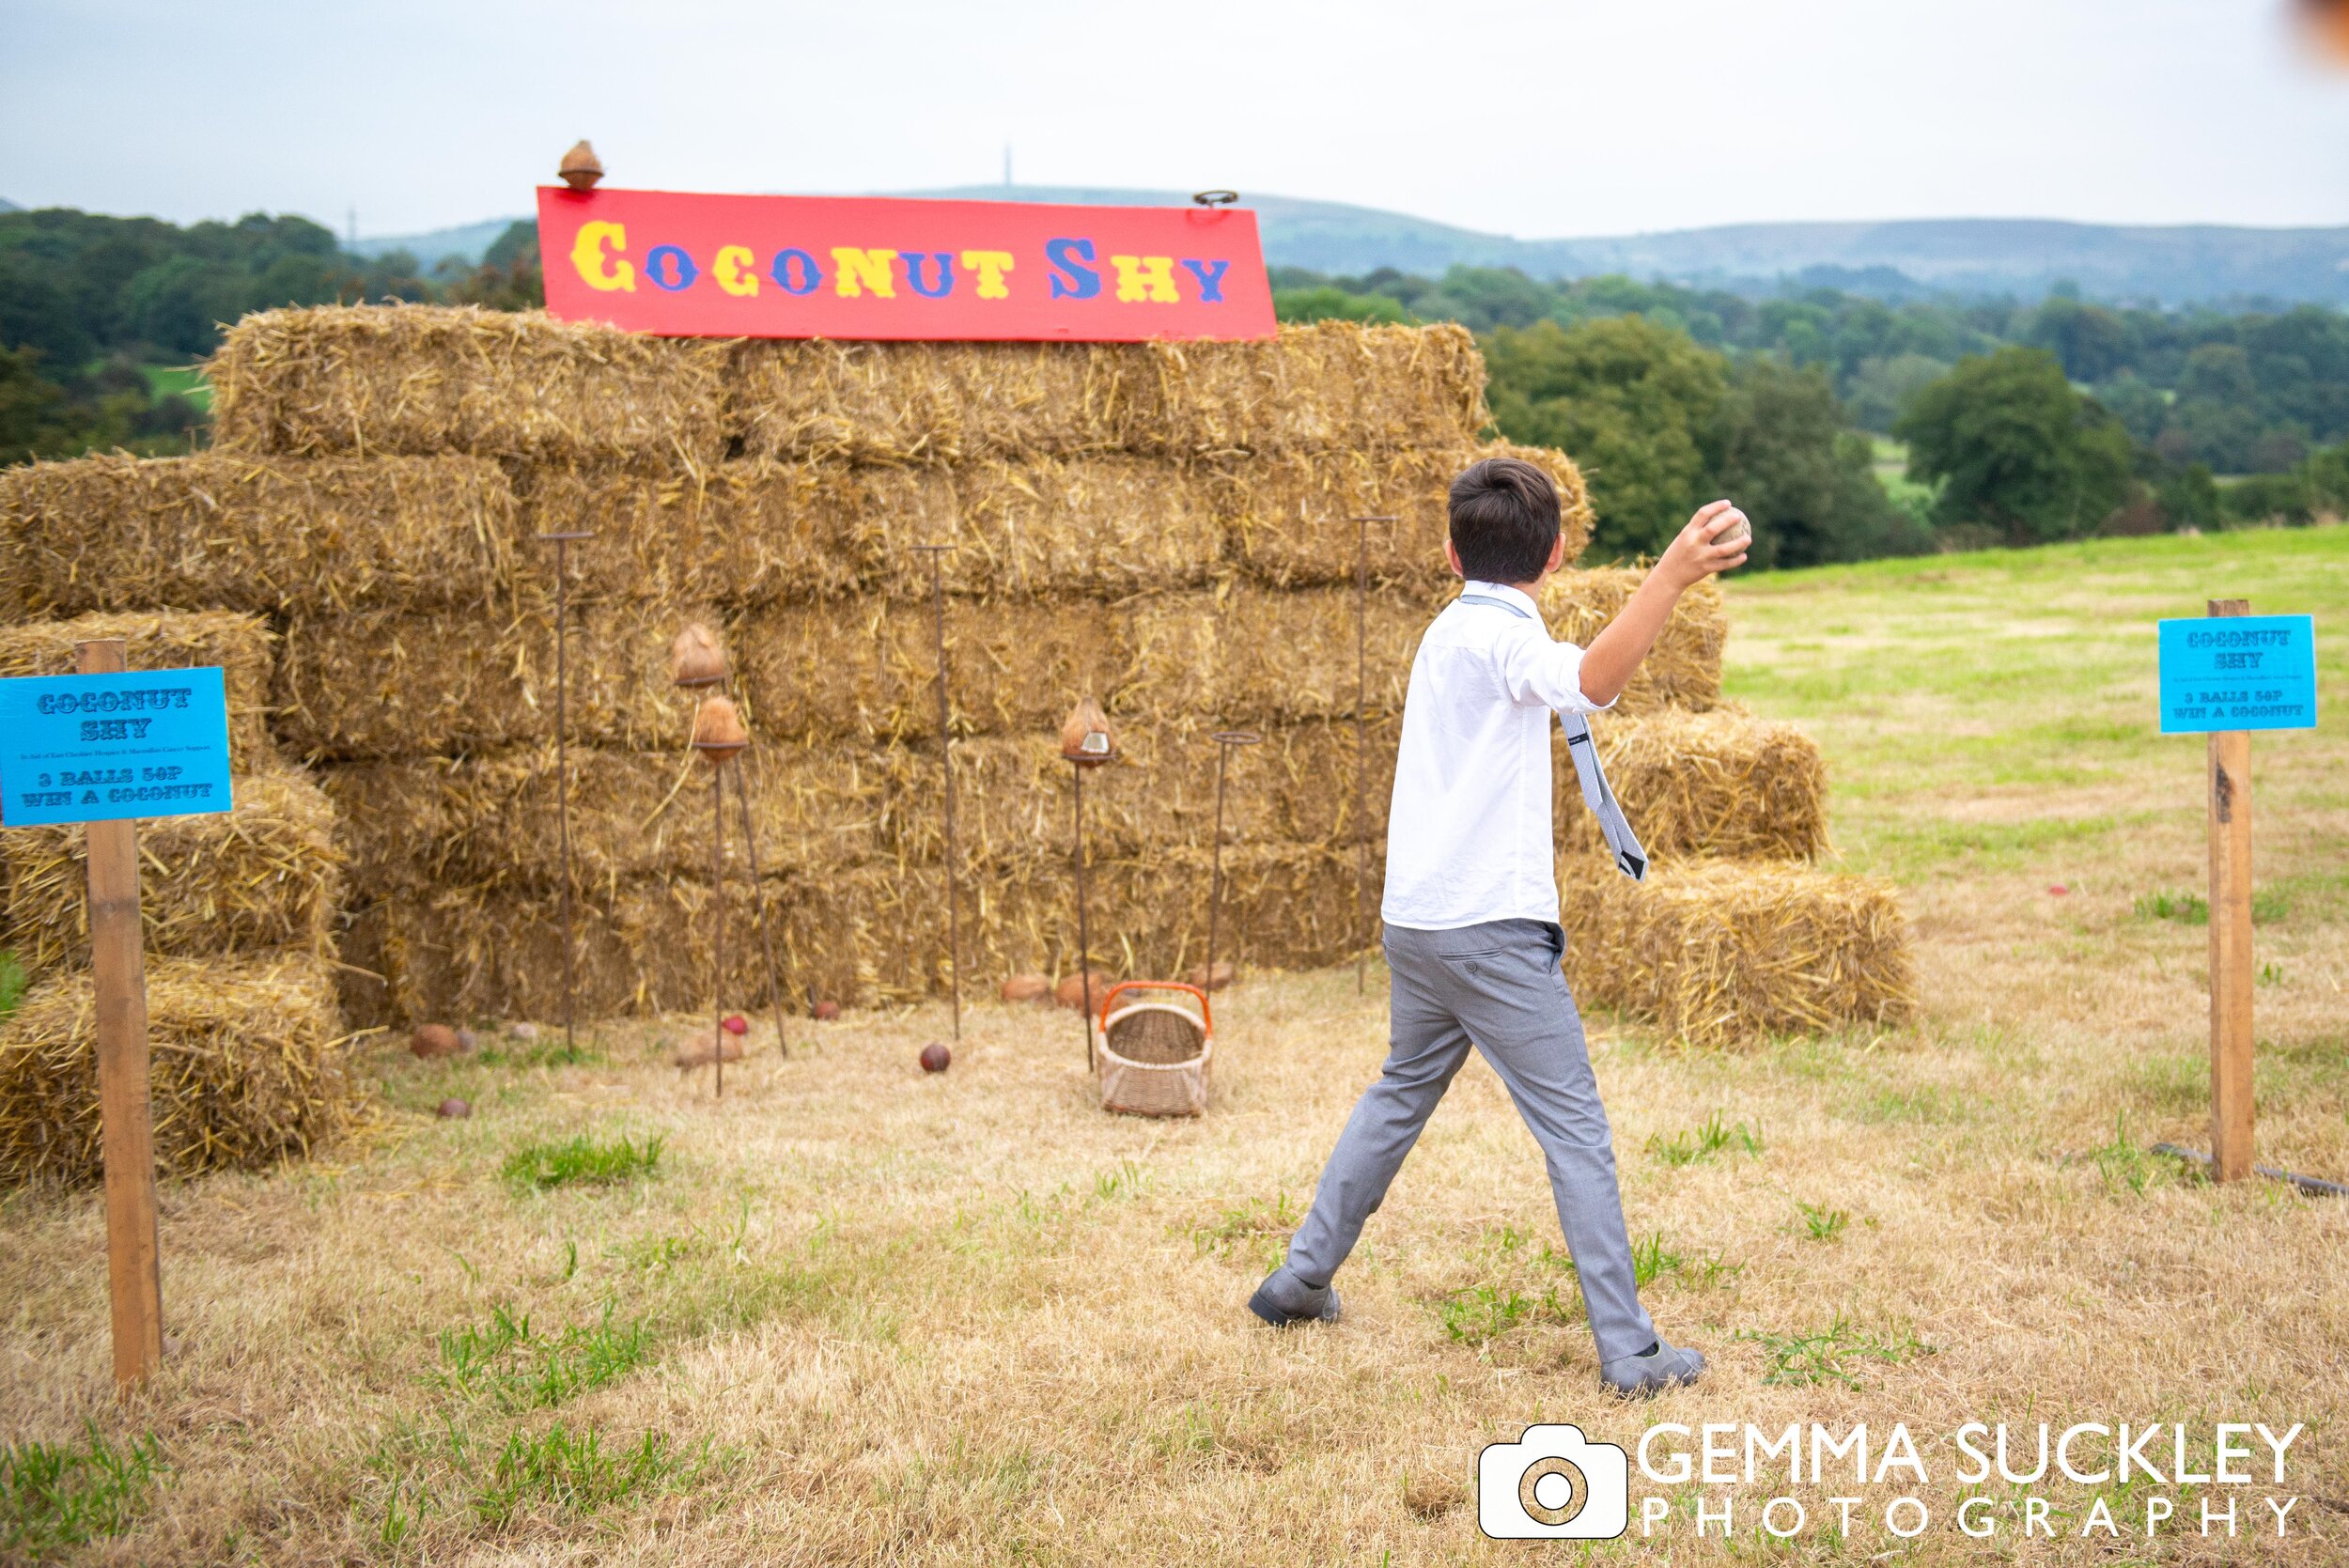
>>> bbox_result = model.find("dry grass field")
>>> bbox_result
[2,526,2344,1565]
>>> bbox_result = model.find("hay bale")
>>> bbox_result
[338,876,873,1026]
[1540,568,1724,715]
[1126,584,1431,724]
[208,305,729,467]
[1143,322,1489,457]
[525,455,1217,603]
[726,338,1146,463]
[1121,564,1697,727]
[321,722,1389,912]
[879,456,1226,598]
[337,837,1369,1024]
[724,322,1487,465]
[0,951,352,1185]
[870,736,1078,867]
[1223,440,1591,590]
[0,611,276,771]
[1562,709,1828,863]
[883,721,1398,867]
[0,452,518,617]
[507,460,874,606]
[734,598,1135,747]
[273,600,706,760]
[946,839,1367,984]
[317,744,881,895]
[1213,440,1590,601]
[1556,855,1913,1048]
[1218,719,1397,846]
[1,770,342,972]
[276,572,1706,761]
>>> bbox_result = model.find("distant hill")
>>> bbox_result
[343,215,520,267]
[0,198,19,214]
[350,187,2349,307]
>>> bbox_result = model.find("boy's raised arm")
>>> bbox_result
[1575,501,1750,708]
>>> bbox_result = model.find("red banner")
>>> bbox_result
[536,188,1275,342]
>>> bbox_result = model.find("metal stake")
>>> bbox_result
[1205,731,1261,994]
[1349,515,1394,994]
[1070,756,1095,1070]
[729,755,788,1059]
[709,765,727,1099]
[913,543,962,1040]
[537,530,592,1055]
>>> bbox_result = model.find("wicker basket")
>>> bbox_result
[1096,980,1212,1117]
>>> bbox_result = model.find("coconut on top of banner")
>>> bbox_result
[537,187,1276,341]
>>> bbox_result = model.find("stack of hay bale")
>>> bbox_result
[0,608,349,1180]
[0,302,1908,1053]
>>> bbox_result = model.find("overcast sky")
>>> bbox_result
[8,0,2349,241]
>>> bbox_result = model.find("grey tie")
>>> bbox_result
[1457,593,1648,882]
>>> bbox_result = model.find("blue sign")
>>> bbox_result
[0,668,235,827]
[2157,615,2318,735]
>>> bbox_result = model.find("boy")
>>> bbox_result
[1249,457,1750,1398]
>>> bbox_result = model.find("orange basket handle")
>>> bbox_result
[1097,979,1212,1038]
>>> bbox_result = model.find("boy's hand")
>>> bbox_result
[1655,500,1750,591]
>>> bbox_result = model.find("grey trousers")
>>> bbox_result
[1286,918,1657,1362]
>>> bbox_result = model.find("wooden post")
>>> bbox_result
[2206,598,2256,1182]
[75,639,163,1390]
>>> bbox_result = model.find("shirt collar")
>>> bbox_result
[1462,580,1541,619]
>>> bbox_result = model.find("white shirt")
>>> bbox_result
[1380,580,1612,930]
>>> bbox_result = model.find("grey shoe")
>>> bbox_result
[1600,1338,1705,1397]
[1249,1265,1342,1327]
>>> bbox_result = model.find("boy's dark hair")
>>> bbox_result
[1448,457,1561,583]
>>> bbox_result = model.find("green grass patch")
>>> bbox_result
[432,1301,655,1413]
[1844,1084,1975,1126]
[2078,1116,2202,1196]
[1627,1230,1684,1286]
[141,365,210,409]
[1792,1201,1849,1244]
[1091,1158,1152,1203]
[2135,889,2206,924]
[1,1424,163,1557]
[475,1033,607,1069]
[1185,1192,1297,1262]
[1540,1228,1687,1289]
[472,1423,700,1529]
[616,1229,708,1274]
[1740,1312,1931,1389]
[1646,1110,1764,1167]
[1439,1283,1538,1344]
[1870,814,2121,880]
[2134,888,2289,925]
[0,951,24,1021]
[502,1132,664,1191]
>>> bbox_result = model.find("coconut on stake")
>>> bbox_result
[671,623,791,1059]
[670,622,727,689]
[689,693,749,1095]
[557,140,605,192]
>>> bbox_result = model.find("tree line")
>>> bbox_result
[0,208,537,464]
[1278,264,2349,566]
[5,205,2345,569]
